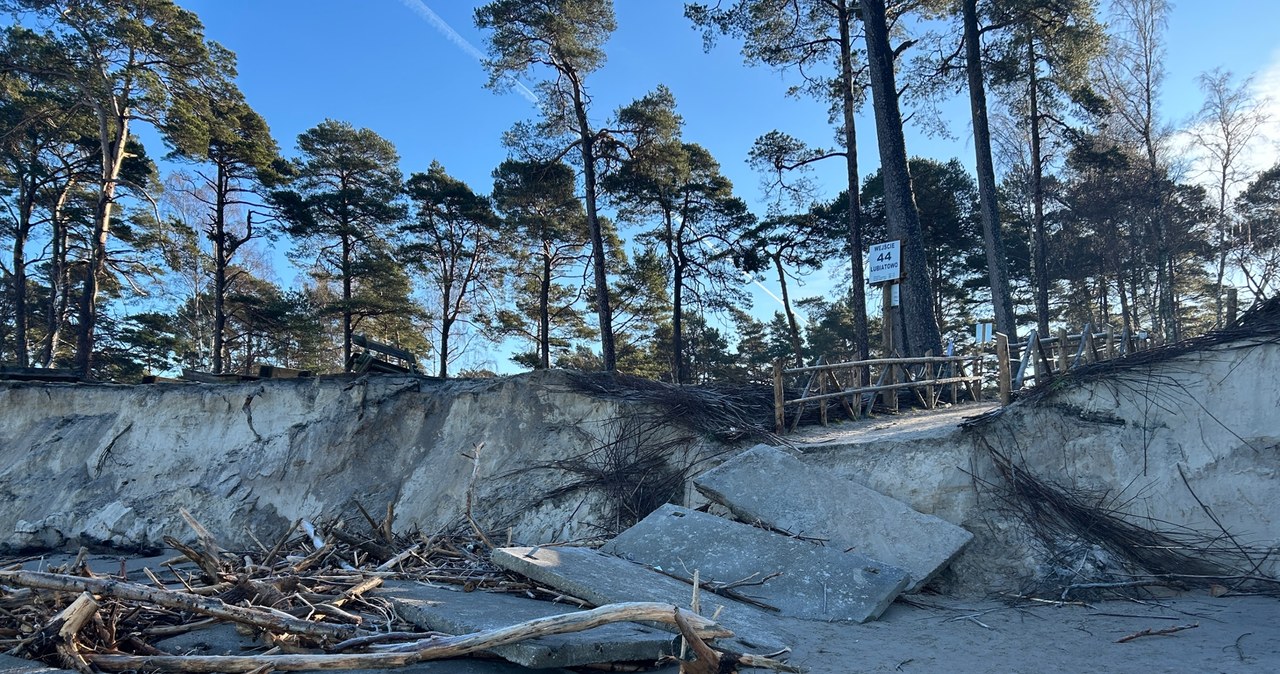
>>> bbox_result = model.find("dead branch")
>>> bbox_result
[464,442,495,550]
[672,607,803,674]
[0,570,363,644]
[1116,622,1199,643]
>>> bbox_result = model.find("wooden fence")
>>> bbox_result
[997,323,1152,401]
[772,322,1153,432]
[771,354,983,433]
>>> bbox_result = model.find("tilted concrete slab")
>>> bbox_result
[694,444,973,592]
[601,504,908,623]
[379,581,674,669]
[490,546,786,654]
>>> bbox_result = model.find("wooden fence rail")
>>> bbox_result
[773,323,1155,432]
[1002,323,1152,397]
[772,354,983,433]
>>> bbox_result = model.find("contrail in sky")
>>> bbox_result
[396,0,540,105]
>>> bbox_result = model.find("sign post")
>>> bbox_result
[868,240,901,411]
[868,241,901,285]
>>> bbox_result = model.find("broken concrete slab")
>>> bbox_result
[379,581,674,669]
[490,546,786,654]
[0,655,74,674]
[602,504,909,623]
[695,444,973,592]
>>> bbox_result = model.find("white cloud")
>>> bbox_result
[1249,48,1280,173]
[1175,49,1280,200]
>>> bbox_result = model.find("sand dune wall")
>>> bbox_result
[0,371,685,552]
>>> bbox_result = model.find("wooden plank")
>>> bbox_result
[1035,332,1054,383]
[352,334,418,365]
[970,358,983,402]
[783,354,976,375]
[786,375,983,406]
[0,366,80,382]
[789,359,823,432]
[864,364,890,417]
[142,375,185,384]
[181,369,257,384]
[850,365,863,420]
[366,358,414,374]
[1014,328,1037,388]
[257,365,313,379]
[835,368,857,420]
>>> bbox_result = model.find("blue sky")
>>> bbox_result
[162,0,1280,367]
[176,0,1280,201]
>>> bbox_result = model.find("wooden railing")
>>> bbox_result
[772,323,1154,432]
[994,323,1152,402]
[772,354,983,433]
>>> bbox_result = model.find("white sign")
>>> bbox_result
[890,283,900,307]
[868,240,901,284]
[975,322,993,344]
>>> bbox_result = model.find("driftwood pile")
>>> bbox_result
[0,510,794,673]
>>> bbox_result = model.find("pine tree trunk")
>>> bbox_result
[75,201,108,378]
[11,178,33,368]
[342,235,353,371]
[439,314,451,379]
[964,0,1019,347]
[673,262,686,383]
[75,106,130,378]
[1029,33,1051,338]
[860,0,942,358]
[837,3,870,377]
[212,168,228,374]
[539,246,552,369]
[41,186,73,367]
[774,255,805,366]
[572,83,616,372]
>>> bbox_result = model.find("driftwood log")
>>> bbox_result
[85,602,730,672]
[41,591,98,673]
[0,570,363,644]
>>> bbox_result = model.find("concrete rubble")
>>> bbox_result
[602,504,909,622]
[694,443,973,592]
[380,581,675,668]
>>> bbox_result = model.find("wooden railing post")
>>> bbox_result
[923,350,936,409]
[996,332,1011,405]
[853,365,863,420]
[1105,326,1115,360]
[973,356,984,402]
[773,359,785,434]
[1057,327,1070,374]
[818,367,829,426]
[885,362,899,412]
